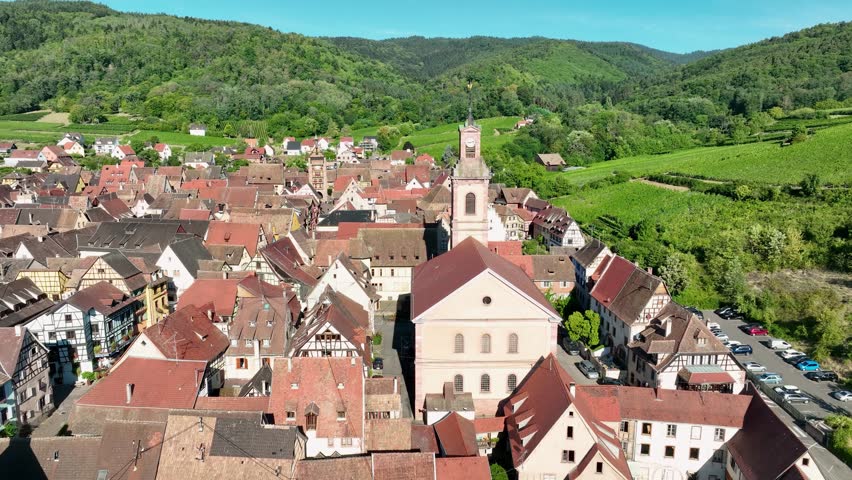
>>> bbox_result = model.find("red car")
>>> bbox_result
[745,326,768,336]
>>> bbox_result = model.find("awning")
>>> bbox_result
[678,366,733,385]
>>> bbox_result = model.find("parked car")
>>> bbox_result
[706,322,721,330]
[743,325,769,336]
[830,390,852,402]
[686,306,704,320]
[795,360,820,372]
[577,360,599,379]
[714,306,742,319]
[742,361,766,372]
[774,385,801,396]
[758,373,783,385]
[784,393,811,404]
[731,344,753,356]
[804,371,839,382]
[767,338,792,350]
[714,332,729,342]
[723,340,742,348]
[778,349,806,360]
[562,338,581,355]
[785,355,809,365]
[372,357,383,370]
[597,377,623,386]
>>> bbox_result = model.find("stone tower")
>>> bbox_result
[451,103,491,248]
[308,144,328,197]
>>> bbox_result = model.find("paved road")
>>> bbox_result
[705,311,850,419]
[31,383,92,438]
[375,316,414,420]
[555,346,599,386]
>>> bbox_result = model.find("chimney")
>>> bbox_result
[37,236,44,243]
[126,383,134,404]
[14,325,21,337]
[221,271,227,280]
[287,357,292,372]
[665,319,673,337]
[647,267,653,275]
[206,309,213,321]
[569,382,576,397]
[393,376,398,394]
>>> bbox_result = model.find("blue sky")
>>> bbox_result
[98,0,852,53]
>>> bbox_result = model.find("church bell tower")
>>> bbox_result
[451,82,491,248]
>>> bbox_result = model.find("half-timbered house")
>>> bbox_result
[587,254,671,363]
[66,282,139,369]
[627,303,746,393]
[25,301,95,383]
[0,326,52,426]
[288,290,371,362]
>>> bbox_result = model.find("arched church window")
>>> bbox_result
[465,193,476,215]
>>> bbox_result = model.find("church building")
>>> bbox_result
[411,237,562,415]
[412,112,560,415]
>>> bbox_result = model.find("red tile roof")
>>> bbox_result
[678,368,735,385]
[77,357,204,409]
[269,357,363,440]
[177,278,241,320]
[178,208,212,221]
[205,220,261,257]
[473,416,505,434]
[590,255,635,307]
[435,457,490,480]
[433,412,478,457]
[487,241,523,256]
[372,452,435,480]
[140,304,229,362]
[411,237,558,320]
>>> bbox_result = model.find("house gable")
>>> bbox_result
[417,270,558,322]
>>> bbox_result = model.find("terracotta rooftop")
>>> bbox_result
[435,456,491,480]
[411,237,558,320]
[140,304,230,361]
[77,357,205,409]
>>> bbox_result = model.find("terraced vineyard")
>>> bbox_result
[557,122,852,187]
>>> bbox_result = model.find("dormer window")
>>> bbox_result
[291,382,299,390]
[244,339,252,347]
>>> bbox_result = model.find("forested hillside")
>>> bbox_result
[0,1,850,142]
[631,22,852,121]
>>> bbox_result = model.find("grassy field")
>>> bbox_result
[351,116,520,157]
[128,130,236,147]
[558,121,852,187]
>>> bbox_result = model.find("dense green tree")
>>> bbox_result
[376,125,401,152]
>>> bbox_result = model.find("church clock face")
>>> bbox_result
[465,138,475,148]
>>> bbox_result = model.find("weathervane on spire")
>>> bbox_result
[466,79,474,126]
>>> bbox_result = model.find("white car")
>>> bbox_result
[768,339,792,350]
[706,322,721,330]
[831,390,852,402]
[714,332,729,342]
[723,340,742,348]
[778,349,806,360]
[743,361,766,372]
[774,385,801,396]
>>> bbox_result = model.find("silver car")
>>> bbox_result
[742,361,766,373]
[577,360,599,379]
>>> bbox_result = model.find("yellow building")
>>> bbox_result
[139,272,171,330]
[16,269,69,301]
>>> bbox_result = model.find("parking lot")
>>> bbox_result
[704,310,850,420]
